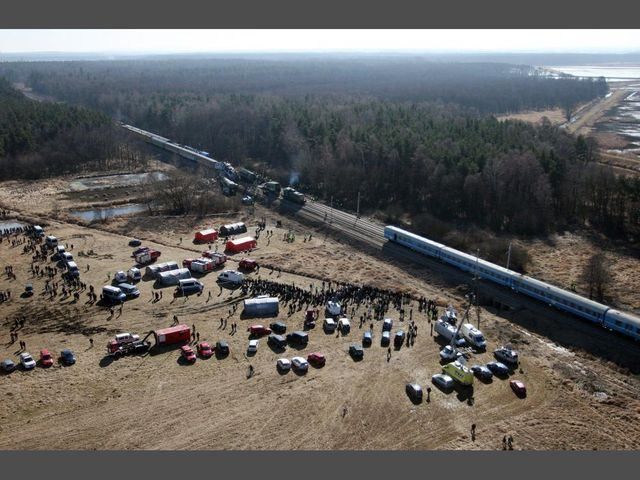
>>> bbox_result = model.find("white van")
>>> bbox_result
[45,235,58,248]
[338,317,351,334]
[61,252,74,264]
[66,261,80,277]
[217,270,245,284]
[323,318,337,332]
[127,267,142,282]
[33,225,45,237]
[102,285,126,303]
[114,271,128,283]
[460,323,487,349]
[177,278,204,295]
[434,319,466,347]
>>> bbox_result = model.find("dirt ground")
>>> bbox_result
[0,174,639,451]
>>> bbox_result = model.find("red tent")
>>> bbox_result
[194,229,218,243]
[226,236,257,253]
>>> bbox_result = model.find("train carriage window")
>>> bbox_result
[615,320,622,327]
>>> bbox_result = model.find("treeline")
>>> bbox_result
[0,57,607,115]
[0,78,143,179]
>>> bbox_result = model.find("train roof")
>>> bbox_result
[516,274,610,313]
[384,225,446,249]
[604,309,640,328]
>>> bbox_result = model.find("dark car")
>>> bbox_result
[307,352,326,367]
[471,364,493,381]
[269,321,287,334]
[362,331,373,346]
[405,383,423,403]
[382,318,393,332]
[494,346,519,366]
[349,344,364,360]
[128,239,142,247]
[394,330,405,348]
[286,331,309,346]
[268,334,287,350]
[1,359,16,373]
[486,361,510,376]
[381,331,391,347]
[59,349,76,366]
[215,340,230,356]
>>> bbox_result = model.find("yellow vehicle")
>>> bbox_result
[442,360,474,386]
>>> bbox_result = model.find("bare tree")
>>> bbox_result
[579,253,612,302]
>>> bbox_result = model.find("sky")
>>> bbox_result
[0,29,639,54]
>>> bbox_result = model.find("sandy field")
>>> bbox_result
[0,172,639,451]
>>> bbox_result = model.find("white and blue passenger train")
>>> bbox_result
[384,225,640,342]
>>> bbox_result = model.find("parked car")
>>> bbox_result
[470,364,493,381]
[286,331,309,346]
[269,321,287,334]
[276,358,291,371]
[394,330,405,347]
[59,349,76,366]
[323,318,337,333]
[486,361,510,376]
[432,373,455,390]
[337,318,351,334]
[291,356,309,372]
[180,345,196,363]
[113,271,128,284]
[128,239,142,247]
[39,349,54,368]
[24,283,34,296]
[307,352,326,367]
[406,383,423,403]
[381,331,391,346]
[248,325,272,337]
[127,267,142,282]
[268,334,287,350]
[440,345,463,362]
[247,339,259,354]
[382,318,393,331]
[326,301,341,316]
[510,380,527,397]
[1,359,16,373]
[349,344,364,360]
[494,346,519,366]
[19,352,36,370]
[215,340,230,356]
[197,342,213,359]
[362,331,373,346]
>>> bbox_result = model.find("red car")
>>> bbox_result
[180,345,197,363]
[182,258,195,268]
[40,349,54,368]
[510,380,527,397]
[307,352,326,368]
[197,342,213,359]
[247,325,272,337]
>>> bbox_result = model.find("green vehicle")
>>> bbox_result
[282,187,305,205]
[442,360,474,386]
[263,181,281,195]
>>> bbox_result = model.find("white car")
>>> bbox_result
[247,339,259,354]
[114,271,128,283]
[323,318,337,332]
[440,345,463,362]
[432,373,455,390]
[19,352,36,370]
[276,358,291,371]
[291,356,309,372]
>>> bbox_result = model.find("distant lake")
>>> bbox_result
[547,65,640,82]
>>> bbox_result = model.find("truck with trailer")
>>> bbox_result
[107,325,191,358]
[282,187,306,205]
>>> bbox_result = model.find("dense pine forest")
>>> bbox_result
[0,78,142,179]
[1,56,638,238]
